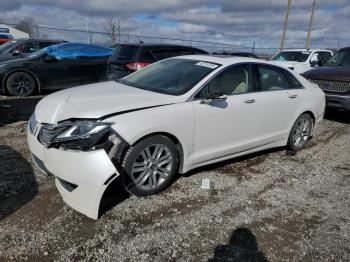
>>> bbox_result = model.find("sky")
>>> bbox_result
[0,0,349,52]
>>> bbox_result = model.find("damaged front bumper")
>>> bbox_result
[27,124,119,219]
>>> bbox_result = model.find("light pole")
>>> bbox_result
[280,0,292,51]
[306,0,317,49]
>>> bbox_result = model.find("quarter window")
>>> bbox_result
[207,64,252,96]
[258,65,289,91]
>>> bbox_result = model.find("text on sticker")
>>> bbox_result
[195,62,218,69]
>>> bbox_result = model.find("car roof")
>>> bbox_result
[279,49,331,52]
[119,43,203,49]
[14,38,67,43]
[174,54,265,65]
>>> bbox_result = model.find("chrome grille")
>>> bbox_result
[310,79,350,94]
[38,124,69,146]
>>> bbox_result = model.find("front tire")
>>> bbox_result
[6,72,36,97]
[287,114,313,152]
[121,135,178,196]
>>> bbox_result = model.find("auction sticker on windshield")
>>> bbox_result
[195,61,218,69]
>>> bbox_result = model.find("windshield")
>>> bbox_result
[27,48,47,60]
[271,51,310,62]
[325,49,350,67]
[121,58,220,95]
[0,40,18,54]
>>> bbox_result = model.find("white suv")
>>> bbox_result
[270,49,333,74]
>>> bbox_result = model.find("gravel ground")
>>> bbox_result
[0,96,349,262]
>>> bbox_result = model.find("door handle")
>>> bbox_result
[244,99,255,104]
[289,94,298,99]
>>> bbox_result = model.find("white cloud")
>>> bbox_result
[0,0,349,52]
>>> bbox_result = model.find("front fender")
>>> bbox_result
[107,102,195,173]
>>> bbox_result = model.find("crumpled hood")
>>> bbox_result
[35,81,182,124]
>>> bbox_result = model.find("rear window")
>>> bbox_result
[110,45,140,62]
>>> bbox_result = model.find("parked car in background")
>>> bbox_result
[27,55,325,219]
[0,33,13,45]
[0,38,66,63]
[303,47,350,112]
[0,43,113,96]
[270,49,333,74]
[106,43,208,80]
[212,51,259,59]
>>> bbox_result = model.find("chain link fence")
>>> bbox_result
[2,23,340,58]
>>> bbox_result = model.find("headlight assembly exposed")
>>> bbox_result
[54,121,111,143]
[28,113,37,134]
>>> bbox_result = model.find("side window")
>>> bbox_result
[23,42,40,53]
[281,69,304,89]
[39,42,55,49]
[258,65,289,91]
[319,52,332,63]
[151,49,172,60]
[207,64,252,96]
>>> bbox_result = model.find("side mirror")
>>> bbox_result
[207,90,227,100]
[317,60,324,67]
[43,55,57,62]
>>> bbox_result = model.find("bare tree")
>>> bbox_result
[15,17,37,37]
[102,17,120,44]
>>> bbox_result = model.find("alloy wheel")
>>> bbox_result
[7,72,35,96]
[131,144,174,190]
[292,117,312,148]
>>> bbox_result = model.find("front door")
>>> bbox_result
[192,64,261,164]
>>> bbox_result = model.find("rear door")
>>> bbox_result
[252,64,304,144]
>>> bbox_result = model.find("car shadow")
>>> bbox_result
[98,175,130,218]
[0,96,42,127]
[0,145,38,220]
[209,227,268,262]
[324,109,350,124]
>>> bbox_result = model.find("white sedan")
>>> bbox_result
[27,55,325,219]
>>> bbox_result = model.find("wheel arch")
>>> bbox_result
[302,110,316,123]
[131,131,185,174]
[3,70,41,94]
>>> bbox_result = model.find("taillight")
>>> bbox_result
[125,62,151,71]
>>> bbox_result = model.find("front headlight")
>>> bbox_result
[54,121,111,143]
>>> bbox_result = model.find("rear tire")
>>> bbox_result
[6,72,36,97]
[121,135,178,196]
[287,114,313,152]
